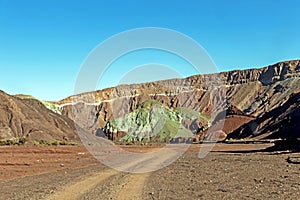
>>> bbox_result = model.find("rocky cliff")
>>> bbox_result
[228,91,300,140]
[58,60,300,142]
[1,60,298,144]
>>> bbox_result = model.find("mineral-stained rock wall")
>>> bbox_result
[58,60,300,140]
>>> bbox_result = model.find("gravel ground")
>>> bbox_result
[0,144,299,200]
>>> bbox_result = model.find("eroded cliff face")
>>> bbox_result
[58,60,300,139]
[227,91,300,141]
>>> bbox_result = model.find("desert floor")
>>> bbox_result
[0,144,300,200]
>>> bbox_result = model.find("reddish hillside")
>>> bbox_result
[0,91,80,143]
[227,92,300,140]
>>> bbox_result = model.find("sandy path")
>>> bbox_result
[46,169,118,200]
[45,146,181,199]
[45,167,150,200]
[116,173,150,200]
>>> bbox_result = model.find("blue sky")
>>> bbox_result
[0,0,299,100]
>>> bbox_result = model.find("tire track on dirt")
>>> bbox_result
[46,146,181,200]
[113,148,180,200]
[45,169,118,200]
[116,173,150,200]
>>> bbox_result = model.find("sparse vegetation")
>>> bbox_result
[0,137,27,146]
[0,138,77,146]
[31,140,78,146]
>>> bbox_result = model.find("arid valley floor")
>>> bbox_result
[1,144,300,200]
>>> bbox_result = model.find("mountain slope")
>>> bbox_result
[0,90,79,143]
[227,91,300,140]
[2,60,299,144]
[14,94,62,114]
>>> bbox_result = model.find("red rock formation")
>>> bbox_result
[58,60,300,141]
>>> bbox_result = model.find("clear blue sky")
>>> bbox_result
[0,0,299,101]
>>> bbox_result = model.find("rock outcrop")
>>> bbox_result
[102,100,209,143]
[227,91,300,140]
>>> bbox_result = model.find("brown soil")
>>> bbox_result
[0,144,300,199]
[0,145,97,181]
[221,115,255,134]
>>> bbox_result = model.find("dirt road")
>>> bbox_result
[45,169,150,200]
[45,145,182,200]
[46,169,119,200]
[44,165,150,200]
